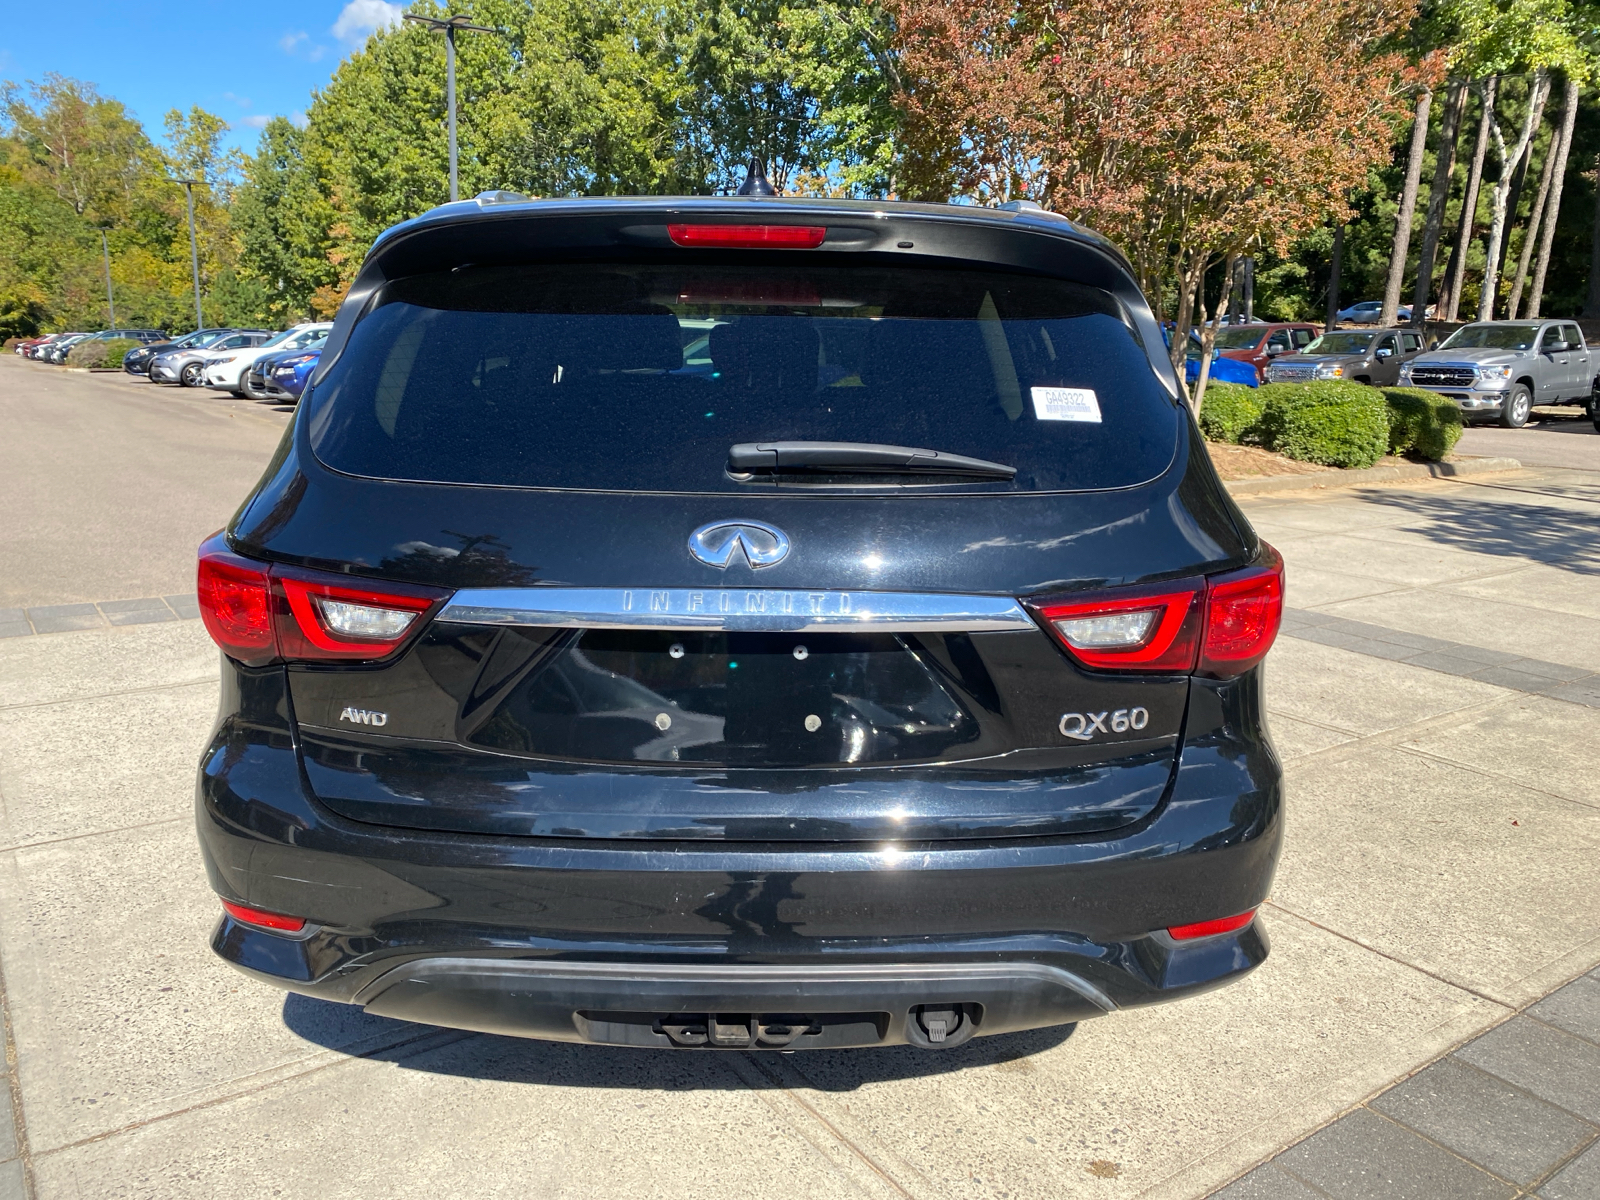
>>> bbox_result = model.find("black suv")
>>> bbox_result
[196,190,1284,1052]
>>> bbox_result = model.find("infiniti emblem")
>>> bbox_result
[688,520,791,569]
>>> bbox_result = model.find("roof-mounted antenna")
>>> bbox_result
[737,158,777,197]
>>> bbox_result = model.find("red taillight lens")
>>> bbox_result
[1167,909,1257,940]
[196,533,449,665]
[221,900,307,933]
[1033,585,1203,672]
[197,536,275,664]
[667,223,827,249]
[1200,544,1283,678]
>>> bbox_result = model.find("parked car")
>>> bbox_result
[1210,322,1321,381]
[1264,327,1427,386]
[149,330,273,387]
[194,187,1285,1052]
[45,328,167,364]
[1334,300,1430,325]
[124,329,231,376]
[1399,320,1595,428]
[16,334,68,358]
[265,346,321,401]
[208,324,331,396]
[1170,330,1259,387]
[41,333,95,364]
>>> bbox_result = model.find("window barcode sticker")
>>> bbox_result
[1031,387,1102,423]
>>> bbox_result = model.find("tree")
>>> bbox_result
[1524,73,1581,316]
[1380,87,1434,327]
[1411,78,1468,324]
[1478,70,1549,318]
[1441,77,1496,320]
[890,0,1430,408]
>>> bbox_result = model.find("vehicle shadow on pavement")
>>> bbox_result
[281,993,1076,1089]
[1359,481,1600,575]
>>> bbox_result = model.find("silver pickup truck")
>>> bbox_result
[1399,320,1595,428]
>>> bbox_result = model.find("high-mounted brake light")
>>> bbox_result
[196,533,449,665]
[1167,909,1257,940]
[667,224,827,250]
[221,900,307,933]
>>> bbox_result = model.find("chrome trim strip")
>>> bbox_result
[354,957,1118,1011]
[438,587,1035,633]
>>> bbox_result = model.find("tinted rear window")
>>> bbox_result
[307,262,1178,492]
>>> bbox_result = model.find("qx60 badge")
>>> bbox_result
[689,520,790,570]
[1060,707,1149,741]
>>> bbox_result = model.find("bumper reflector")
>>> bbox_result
[221,900,307,933]
[1167,909,1257,941]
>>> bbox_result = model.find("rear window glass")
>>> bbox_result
[307,262,1178,493]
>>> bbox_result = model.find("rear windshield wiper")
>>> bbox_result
[728,441,1017,479]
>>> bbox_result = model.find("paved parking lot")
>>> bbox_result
[0,357,1596,1198]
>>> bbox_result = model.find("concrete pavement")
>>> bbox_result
[0,359,1596,1198]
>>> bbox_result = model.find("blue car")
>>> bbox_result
[269,348,320,402]
[1178,332,1260,388]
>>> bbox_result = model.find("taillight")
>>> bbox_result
[666,224,827,249]
[221,900,307,933]
[1029,543,1282,677]
[1033,586,1203,671]
[196,533,448,665]
[1199,544,1283,678]
[274,569,440,661]
[197,544,275,664]
[1167,909,1257,940]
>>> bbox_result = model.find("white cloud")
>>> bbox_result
[239,115,272,129]
[279,31,308,53]
[224,91,252,108]
[331,0,405,45]
[290,111,309,129]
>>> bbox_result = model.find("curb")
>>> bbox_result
[1224,455,1523,497]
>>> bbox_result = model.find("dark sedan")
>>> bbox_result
[124,329,232,376]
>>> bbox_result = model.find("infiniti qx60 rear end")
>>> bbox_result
[194,191,1284,1051]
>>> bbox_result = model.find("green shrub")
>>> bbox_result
[1197,382,1264,444]
[1382,387,1464,461]
[66,340,109,367]
[65,338,138,368]
[1256,381,1389,469]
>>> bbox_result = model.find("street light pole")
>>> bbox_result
[404,13,496,202]
[97,228,115,327]
[175,178,206,331]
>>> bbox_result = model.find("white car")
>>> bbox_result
[203,324,332,395]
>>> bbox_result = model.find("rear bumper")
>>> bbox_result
[196,668,1283,1047]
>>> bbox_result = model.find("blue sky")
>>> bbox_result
[0,1,406,156]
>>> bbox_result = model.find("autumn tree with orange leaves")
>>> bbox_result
[891,0,1439,406]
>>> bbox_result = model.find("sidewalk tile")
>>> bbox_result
[0,1160,21,1200]
[1406,650,1509,676]
[23,604,96,619]
[1528,972,1600,1045]
[105,608,177,627]
[1467,666,1572,694]
[0,611,23,625]
[1539,1139,1600,1200]
[1211,1164,1326,1199]
[97,597,168,613]
[1372,1057,1595,1185]
[1276,1109,1513,1199]
[1455,1018,1600,1122]
[27,612,103,634]
[0,626,29,641]
[1546,679,1600,708]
